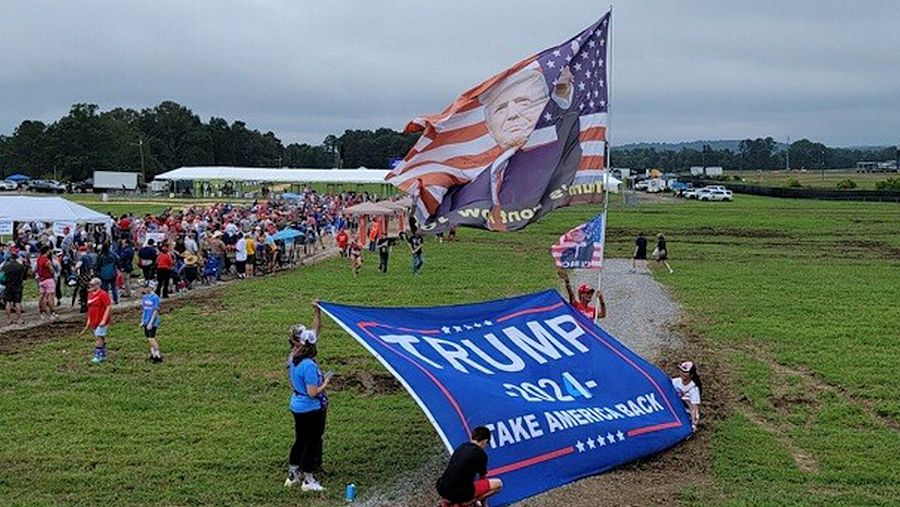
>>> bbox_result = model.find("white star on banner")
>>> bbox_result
[598,59,604,67]
[599,79,605,87]
[546,60,556,69]
[544,112,552,122]
[574,62,582,72]
[596,434,605,446]
[464,325,473,330]
[588,40,596,48]
[453,326,462,332]
[565,55,572,62]
[441,326,451,334]
[600,39,606,47]
[600,100,606,107]
[578,82,586,91]
[606,433,616,445]
[589,100,595,109]
[483,320,493,326]
[586,437,596,449]
[581,52,589,60]
[472,322,481,328]
[579,102,585,110]
[553,49,561,57]
[576,440,585,453]
[586,70,592,79]
[617,430,625,441]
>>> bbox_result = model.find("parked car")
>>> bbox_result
[701,185,729,192]
[697,189,733,201]
[0,180,18,191]
[670,182,693,197]
[683,188,700,199]
[634,180,649,191]
[26,179,66,193]
[71,179,93,193]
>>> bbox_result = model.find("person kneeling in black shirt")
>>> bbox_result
[437,426,503,507]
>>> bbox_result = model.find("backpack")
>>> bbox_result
[99,255,117,281]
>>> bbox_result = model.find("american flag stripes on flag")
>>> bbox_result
[387,11,612,233]
[551,213,606,269]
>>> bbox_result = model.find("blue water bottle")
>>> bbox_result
[345,483,356,503]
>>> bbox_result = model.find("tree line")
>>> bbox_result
[0,101,419,181]
[612,137,897,172]
[0,102,894,181]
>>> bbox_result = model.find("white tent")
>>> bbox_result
[154,166,390,184]
[0,196,113,226]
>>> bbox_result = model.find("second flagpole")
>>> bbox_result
[595,5,613,325]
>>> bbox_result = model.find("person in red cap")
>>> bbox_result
[557,269,606,320]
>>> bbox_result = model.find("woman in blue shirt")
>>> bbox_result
[284,301,330,491]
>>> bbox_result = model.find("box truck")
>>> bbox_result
[93,171,141,191]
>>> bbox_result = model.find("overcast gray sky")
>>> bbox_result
[2,1,898,147]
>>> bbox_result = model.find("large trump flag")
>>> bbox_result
[319,290,692,506]
[387,12,614,233]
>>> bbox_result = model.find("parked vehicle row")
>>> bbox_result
[0,178,96,193]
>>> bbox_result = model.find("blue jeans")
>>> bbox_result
[213,255,224,280]
[101,278,118,304]
[412,252,423,274]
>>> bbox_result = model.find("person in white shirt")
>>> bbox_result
[234,232,248,279]
[672,361,701,432]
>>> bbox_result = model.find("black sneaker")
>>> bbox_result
[152,356,163,364]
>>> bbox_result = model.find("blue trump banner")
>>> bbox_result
[319,290,692,506]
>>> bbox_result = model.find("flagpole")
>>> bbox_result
[595,5,612,325]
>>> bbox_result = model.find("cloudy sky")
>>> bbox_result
[2,1,898,147]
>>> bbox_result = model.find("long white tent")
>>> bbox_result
[0,196,113,226]
[154,166,390,184]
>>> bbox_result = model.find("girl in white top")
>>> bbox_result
[672,361,701,432]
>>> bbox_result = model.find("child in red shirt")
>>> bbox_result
[79,278,113,363]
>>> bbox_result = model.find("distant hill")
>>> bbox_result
[615,140,893,152]
[614,140,744,152]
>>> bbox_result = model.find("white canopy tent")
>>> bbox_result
[154,166,390,184]
[0,196,113,226]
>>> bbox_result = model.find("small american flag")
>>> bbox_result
[551,213,605,269]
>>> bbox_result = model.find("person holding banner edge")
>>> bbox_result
[672,361,702,432]
[437,426,503,507]
[285,300,331,492]
[557,268,606,320]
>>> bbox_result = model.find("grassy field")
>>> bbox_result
[731,169,899,190]
[1,194,899,506]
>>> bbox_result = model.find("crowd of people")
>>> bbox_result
[0,189,391,326]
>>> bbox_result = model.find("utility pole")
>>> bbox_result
[134,137,146,185]
[785,135,790,171]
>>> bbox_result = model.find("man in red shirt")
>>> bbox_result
[79,278,112,363]
[155,245,175,298]
[335,229,349,257]
[36,245,58,319]
[557,269,606,321]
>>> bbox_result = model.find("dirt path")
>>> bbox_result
[361,259,718,507]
